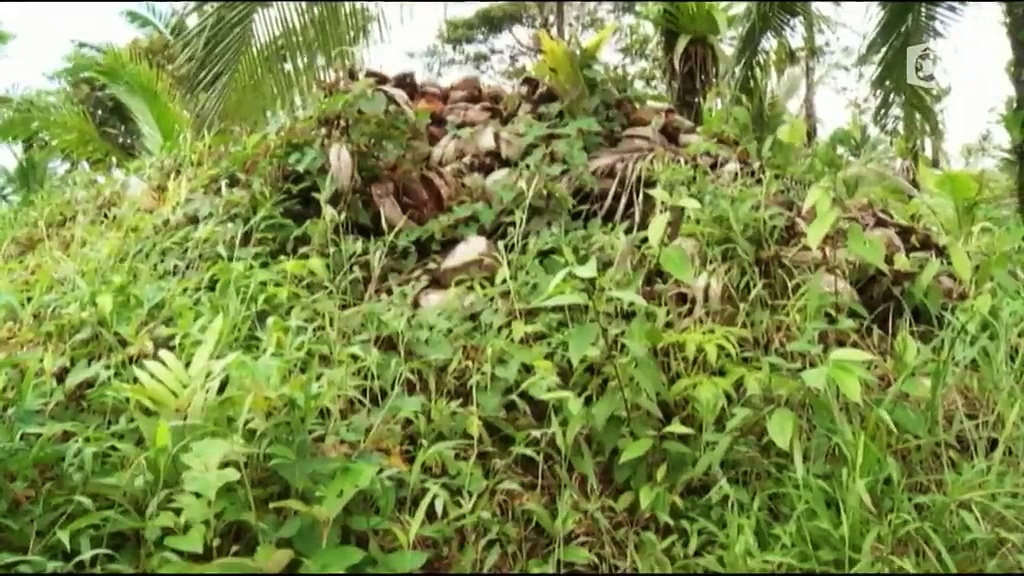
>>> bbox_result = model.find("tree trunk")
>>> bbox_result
[554,2,566,40]
[802,9,818,145]
[1004,2,1024,218]
[674,41,716,127]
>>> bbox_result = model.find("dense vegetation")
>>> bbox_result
[3,1,1024,573]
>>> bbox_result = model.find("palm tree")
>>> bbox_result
[729,2,817,142]
[693,1,969,185]
[643,2,730,126]
[0,2,397,203]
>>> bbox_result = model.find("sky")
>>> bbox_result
[0,2,1012,167]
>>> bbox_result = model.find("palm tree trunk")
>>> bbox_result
[554,3,566,40]
[802,9,818,145]
[1005,2,1024,217]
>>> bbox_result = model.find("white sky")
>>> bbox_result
[0,2,1012,167]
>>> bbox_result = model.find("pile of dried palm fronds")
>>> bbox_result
[269,69,964,324]
[317,69,755,233]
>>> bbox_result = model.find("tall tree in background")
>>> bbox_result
[1005,2,1024,217]
[423,3,639,82]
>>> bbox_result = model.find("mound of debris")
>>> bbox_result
[315,69,755,233]
[200,68,965,328]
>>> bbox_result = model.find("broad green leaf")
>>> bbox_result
[776,117,807,146]
[619,437,654,464]
[661,420,696,436]
[566,322,600,367]
[96,293,114,317]
[302,546,367,573]
[647,211,671,248]
[846,225,888,272]
[659,244,694,283]
[766,407,797,452]
[358,91,389,115]
[560,545,594,566]
[164,524,206,554]
[607,290,648,307]
[800,366,828,391]
[572,257,598,279]
[948,241,972,285]
[638,484,656,511]
[801,181,831,215]
[828,347,876,363]
[375,550,429,573]
[804,207,839,250]
[190,314,225,380]
[829,363,863,405]
[255,545,295,574]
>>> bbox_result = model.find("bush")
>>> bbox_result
[2,71,1024,573]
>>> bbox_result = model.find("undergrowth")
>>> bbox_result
[3,96,1024,573]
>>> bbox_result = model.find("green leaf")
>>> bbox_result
[164,524,206,554]
[828,347,876,363]
[638,484,656,511]
[182,467,241,501]
[359,91,389,115]
[571,257,598,279]
[190,313,225,380]
[560,545,594,566]
[801,180,832,215]
[846,225,888,272]
[607,290,648,307]
[375,549,429,573]
[766,407,797,452]
[776,117,807,146]
[800,366,828,391]
[566,322,600,367]
[948,241,972,285]
[96,292,114,317]
[659,244,694,283]
[647,211,671,248]
[619,437,654,464]
[302,546,367,573]
[661,420,696,436]
[255,545,295,573]
[804,207,839,250]
[533,293,589,308]
[829,363,863,405]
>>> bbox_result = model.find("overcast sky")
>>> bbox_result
[0,2,1012,167]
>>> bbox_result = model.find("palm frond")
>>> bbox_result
[122,3,179,38]
[731,1,813,95]
[863,1,966,134]
[77,48,192,156]
[0,90,131,166]
[174,2,388,130]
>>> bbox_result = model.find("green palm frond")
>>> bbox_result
[122,2,185,39]
[0,90,130,166]
[731,1,813,95]
[863,1,966,134]
[174,2,389,130]
[75,48,192,156]
[646,1,729,56]
[0,44,192,166]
